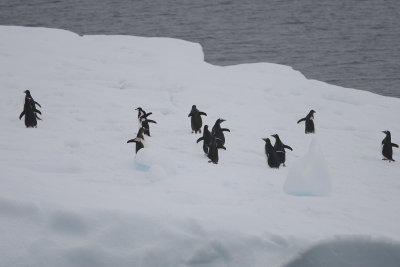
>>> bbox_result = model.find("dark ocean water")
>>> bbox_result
[1,0,399,97]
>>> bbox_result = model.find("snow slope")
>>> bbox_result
[1,26,400,266]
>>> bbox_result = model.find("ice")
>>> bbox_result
[283,138,332,196]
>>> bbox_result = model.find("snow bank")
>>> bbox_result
[285,237,400,267]
[283,138,332,196]
[1,26,400,266]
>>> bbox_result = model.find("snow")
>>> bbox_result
[1,26,400,266]
[284,138,332,196]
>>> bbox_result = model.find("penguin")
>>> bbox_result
[381,131,399,161]
[19,98,37,128]
[127,137,144,153]
[24,90,42,120]
[24,90,41,109]
[127,127,146,153]
[135,107,146,120]
[207,136,220,164]
[297,109,316,134]
[196,125,212,154]
[262,138,280,168]
[271,134,293,167]
[141,117,157,136]
[188,105,207,133]
[212,118,230,147]
[139,111,153,123]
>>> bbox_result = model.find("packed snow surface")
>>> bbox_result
[284,138,332,196]
[1,26,400,266]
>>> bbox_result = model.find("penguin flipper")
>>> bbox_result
[392,143,399,148]
[34,109,42,115]
[19,111,25,120]
[188,112,193,117]
[147,120,157,124]
[222,128,230,132]
[284,144,293,151]
[36,114,42,120]
[199,112,207,116]
[217,145,226,150]
[297,118,306,124]
[35,101,41,108]
[196,137,204,143]
[127,139,136,143]
[140,112,152,120]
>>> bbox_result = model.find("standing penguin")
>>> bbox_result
[197,125,212,154]
[297,110,316,134]
[127,137,144,153]
[24,90,42,120]
[127,127,146,153]
[381,131,399,161]
[262,138,280,168]
[19,98,37,128]
[135,107,147,120]
[212,118,230,147]
[188,105,207,133]
[271,134,293,167]
[141,117,157,136]
[207,136,220,164]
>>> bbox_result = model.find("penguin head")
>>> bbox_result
[216,118,226,124]
[24,90,31,96]
[262,138,270,143]
[382,130,391,137]
[192,105,197,110]
[271,134,279,140]
[204,125,208,130]
[310,109,316,114]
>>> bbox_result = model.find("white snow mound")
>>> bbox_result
[284,138,332,196]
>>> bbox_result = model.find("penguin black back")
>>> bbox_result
[188,105,207,134]
[382,131,399,161]
[141,117,157,136]
[271,134,293,166]
[197,125,212,154]
[19,97,38,128]
[297,109,316,134]
[127,137,144,153]
[263,138,280,168]
[208,136,219,164]
[212,118,230,147]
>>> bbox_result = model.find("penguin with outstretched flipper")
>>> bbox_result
[141,117,157,136]
[271,134,293,167]
[188,105,207,134]
[212,118,230,147]
[127,127,147,153]
[297,110,316,134]
[197,125,212,154]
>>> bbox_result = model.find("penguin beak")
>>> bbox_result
[382,131,386,134]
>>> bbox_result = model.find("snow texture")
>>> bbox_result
[1,26,400,266]
[283,138,332,196]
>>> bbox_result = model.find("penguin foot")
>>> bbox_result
[283,163,286,167]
